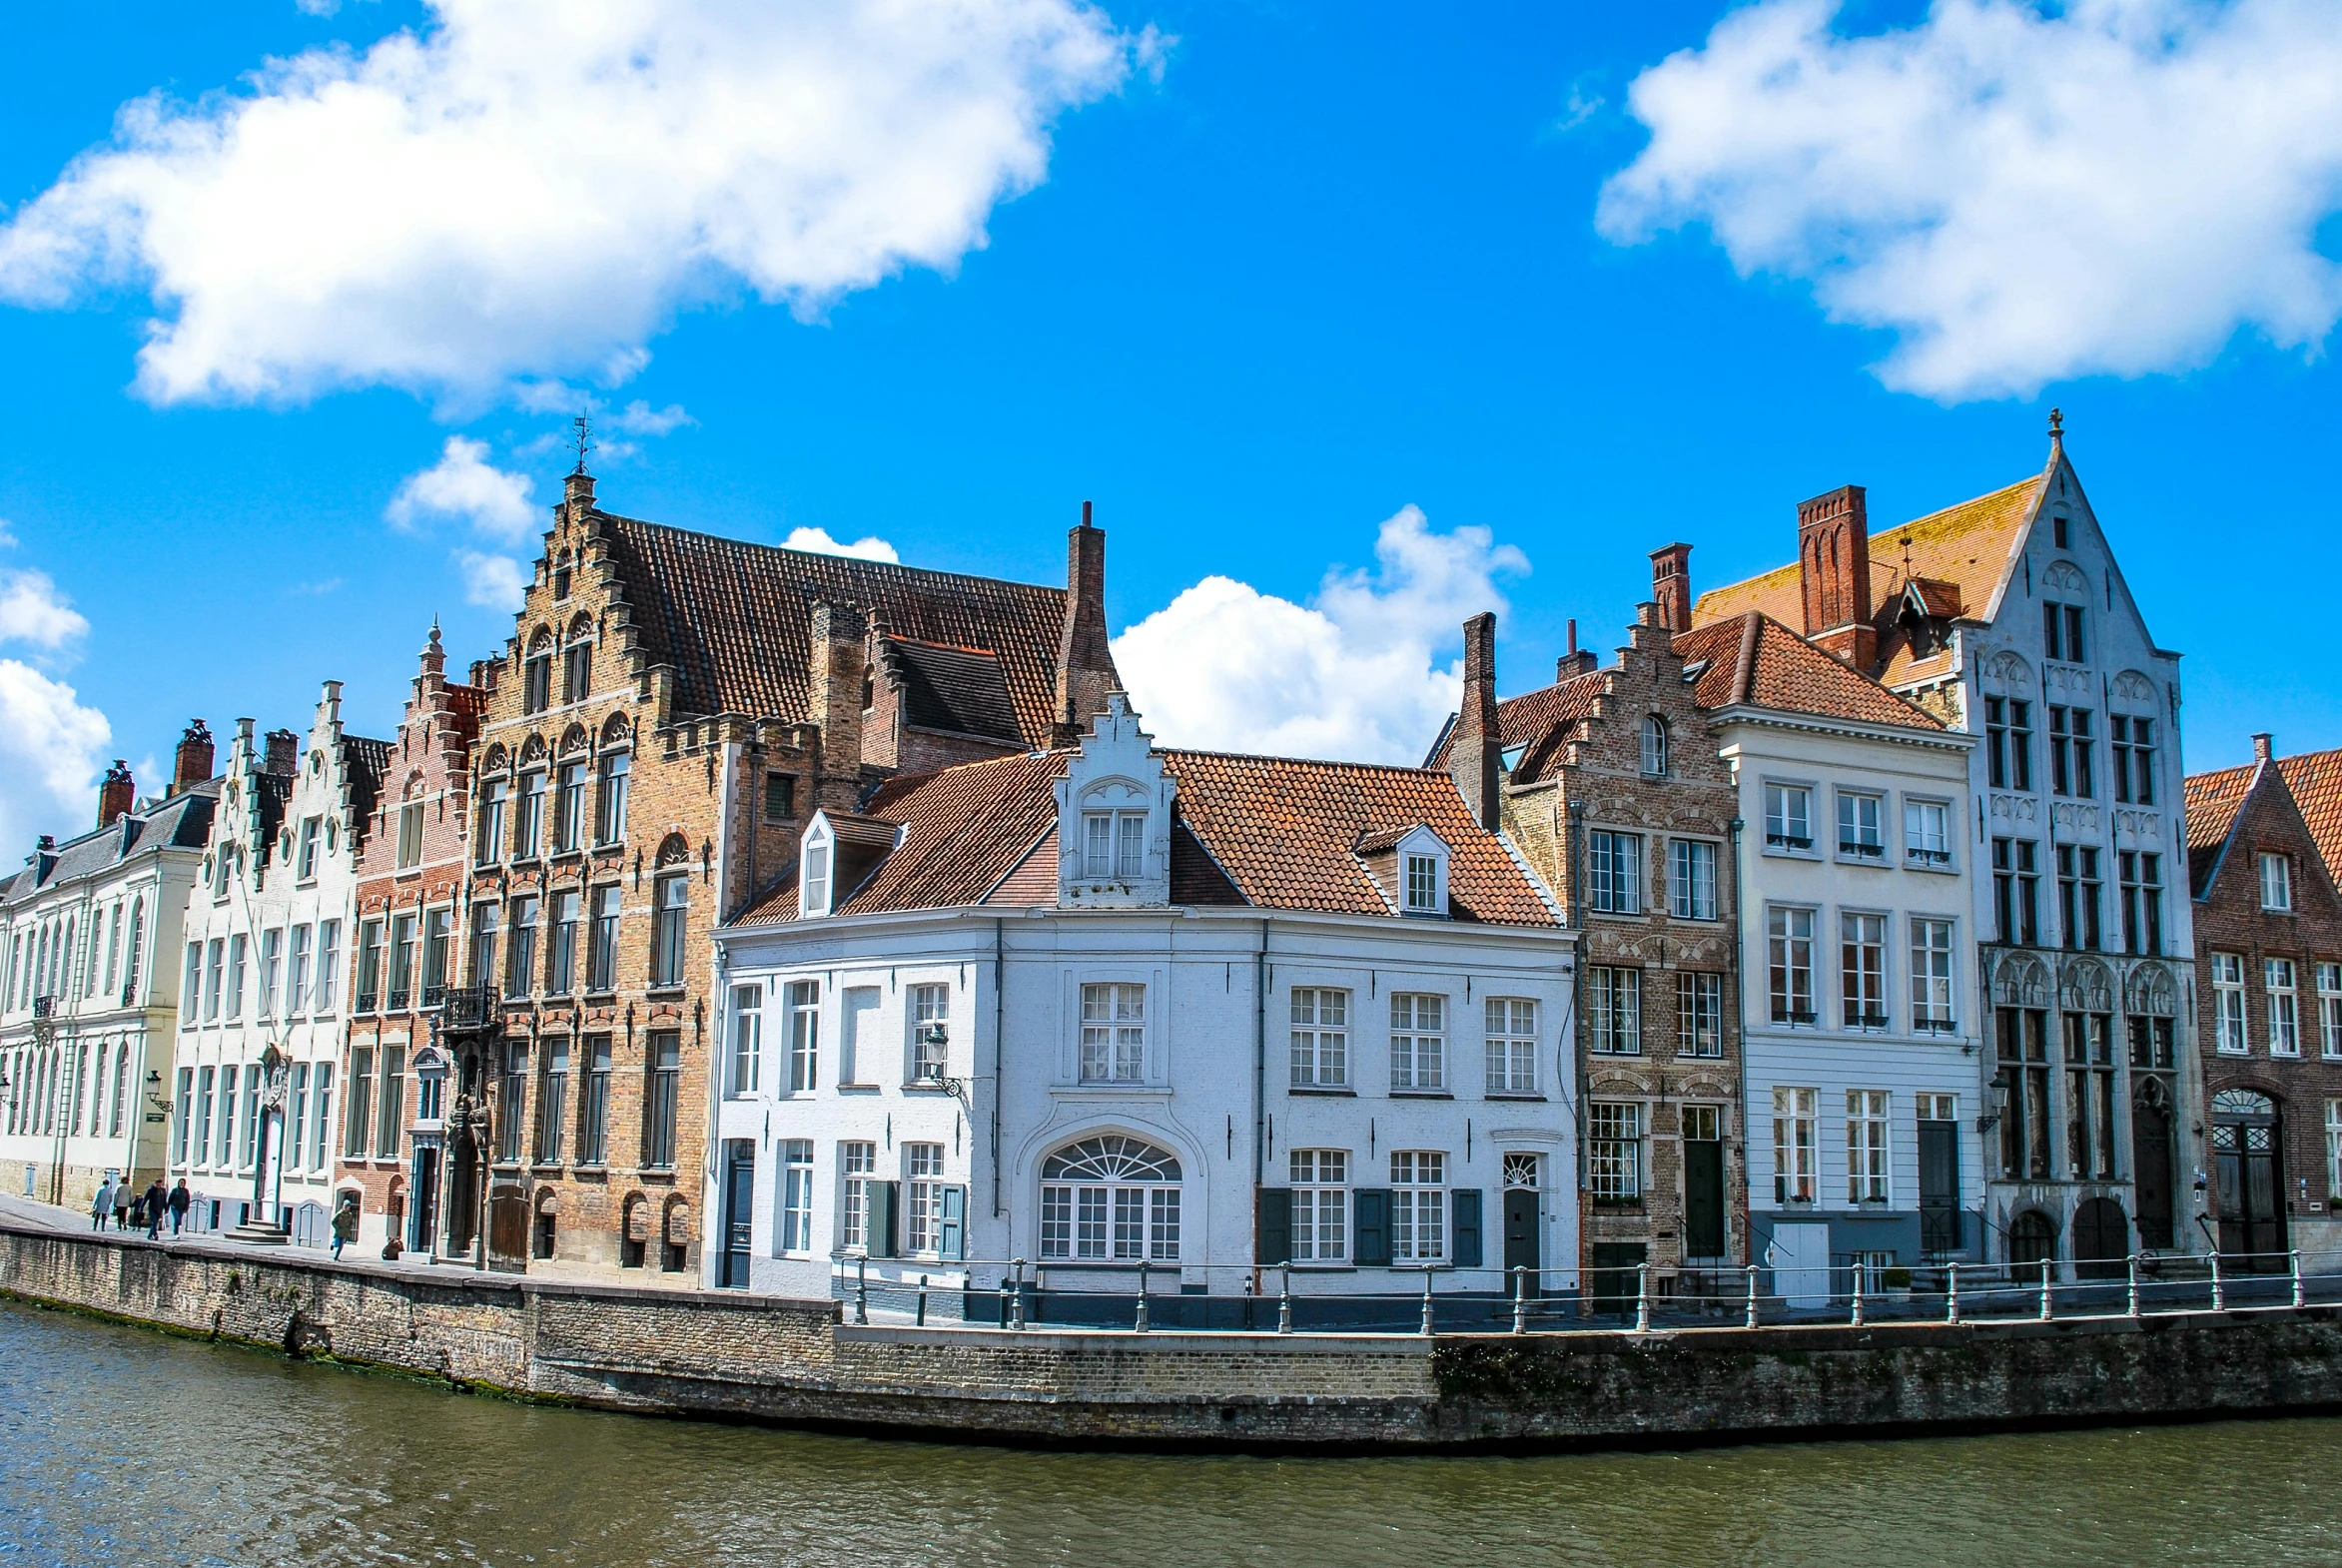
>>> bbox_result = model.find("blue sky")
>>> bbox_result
[1,0,2337,848]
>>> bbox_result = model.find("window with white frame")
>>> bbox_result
[1290,1149,1347,1261]
[1677,972,1722,1057]
[1841,913,1888,1030]
[258,929,281,1021]
[2320,964,2342,1060]
[904,1143,945,1253]
[1040,1136,1181,1260]
[1764,783,1814,852]
[2211,953,2248,1053]
[839,1141,876,1250]
[801,837,831,917]
[1402,852,1441,915]
[1588,967,1641,1055]
[1911,918,1955,1032]
[1905,799,1952,868]
[1588,1105,1642,1200]
[1390,993,1446,1089]
[1837,792,1886,862]
[1847,1090,1890,1202]
[2261,852,2294,912]
[910,983,949,1082]
[1768,907,1816,1024]
[317,921,340,1012]
[779,1141,814,1254]
[839,986,878,1085]
[1485,997,1537,1094]
[785,979,818,1092]
[1290,988,1349,1088]
[1080,982,1146,1083]
[298,816,322,880]
[1589,830,1644,914]
[1669,839,1717,920]
[1641,715,1669,778]
[2328,1101,2342,1198]
[1082,809,1147,880]
[1390,1151,1446,1260]
[1773,1086,1818,1202]
[2268,958,2301,1056]
[397,801,424,868]
[729,985,761,1095]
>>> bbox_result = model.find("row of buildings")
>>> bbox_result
[3,423,2331,1313]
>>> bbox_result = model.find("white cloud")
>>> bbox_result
[1597,0,2342,399]
[388,435,537,539]
[609,399,693,436]
[455,548,528,610]
[1111,505,1528,765]
[0,0,1142,406]
[784,525,900,563]
[0,568,89,648]
[0,660,112,851]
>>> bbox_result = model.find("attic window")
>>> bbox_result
[1499,743,1527,773]
[1084,810,1145,880]
[802,838,832,917]
[1680,660,1710,684]
[2052,515,2069,549]
[1403,853,1440,914]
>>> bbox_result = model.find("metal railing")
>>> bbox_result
[813,1247,2342,1336]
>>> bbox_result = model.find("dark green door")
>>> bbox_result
[1684,1139,1725,1259]
[1502,1186,1539,1273]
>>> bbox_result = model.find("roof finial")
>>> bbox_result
[427,615,442,649]
[2047,406,2063,447]
[571,413,592,475]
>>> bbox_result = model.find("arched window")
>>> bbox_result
[2008,1208,2057,1266]
[1641,715,1669,779]
[123,899,145,1002]
[523,629,555,714]
[1040,1136,1181,1261]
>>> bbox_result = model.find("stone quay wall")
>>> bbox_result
[5,1219,2340,1450]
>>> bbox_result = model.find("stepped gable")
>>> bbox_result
[1672,611,1944,730]
[1424,668,1607,783]
[598,511,1087,745]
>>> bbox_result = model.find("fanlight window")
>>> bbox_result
[2212,1089,2275,1119]
[1040,1136,1181,1261]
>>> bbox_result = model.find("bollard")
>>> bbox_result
[1744,1263,1759,1330]
[1011,1257,1028,1330]
[1420,1269,1436,1336]
[916,1273,930,1327]
[1634,1261,1651,1333]
[1135,1259,1151,1332]
[2038,1256,2052,1322]
[855,1255,870,1326]
[1278,1270,1293,1335]
[2292,1248,2305,1309]
[1946,1260,1959,1325]
[2126,1254,2140,1318]
[1512,1265,1528,1335]
[1850,1263,1865,1328]
[2211,1249,2225,1313]
[998,1273,1013,1327]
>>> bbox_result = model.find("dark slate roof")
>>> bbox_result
[601,514,1096,745]
[888,636,1022,743]
[1,783,217,907]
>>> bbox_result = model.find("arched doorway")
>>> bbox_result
[2071,1197,2129,1279]
[2132,1079,2175,1249]
[2212,1088,2286,1270]
[2008,1208,2057,1268]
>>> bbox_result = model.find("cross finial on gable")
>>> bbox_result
[2047,406,2063,449]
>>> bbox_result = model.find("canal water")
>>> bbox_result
[5,1300,2340,1568]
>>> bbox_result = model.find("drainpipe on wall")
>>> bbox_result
[991,917,1005,1222]
[1729,814,1752,1272]
[1252,920,1268,1294]
[1565,799,1589,1311]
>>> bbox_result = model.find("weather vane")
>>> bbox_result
[571,413,593,475]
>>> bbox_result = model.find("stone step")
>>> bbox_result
[224,1220,290,1246]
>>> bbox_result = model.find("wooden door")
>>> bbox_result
[1502,1186,1539,1274]
[1919,1119,1959,1255]
[719,1142,756,1289]
[2132,1100,2174,1248]
[1683,1139,1725,1259]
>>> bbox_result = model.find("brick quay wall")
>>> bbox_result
[6,1220,2340,1450]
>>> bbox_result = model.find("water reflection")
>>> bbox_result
[3,1299,2338,1567]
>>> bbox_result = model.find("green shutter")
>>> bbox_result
[1452,1188,1482,1268]
[870,1180,900,1258]
[1353,1188,1392,1266]
[940,1185,965,1260]
[1255,1186,1292,1265]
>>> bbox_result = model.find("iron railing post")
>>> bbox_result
[1278,1268,1292,1335]
[916,1273,929,1327]
[1946,1260,1959,1325]
[2126,1253,2140,1318]
[1012,1257,1028,1330]
[1851,1262,1866,1328]
[855,1255,869,1325]
[1135,1258,1150,1332]
[2210,1249,2225,1313]
[2037,1256,2052,1321]
[1634,1261,1651,1333]
[2292,1248,2305,1309]
[1744,1262,1759,1329]
[1511,1264,1528,1335]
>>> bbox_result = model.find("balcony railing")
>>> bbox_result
[32,995,55,1020]
[388,988,411,1013]
[441,985,498,1030]
[356,991,381,1015]
[422,984,447,1010]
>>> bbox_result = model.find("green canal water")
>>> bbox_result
[4,1299,2340,1567]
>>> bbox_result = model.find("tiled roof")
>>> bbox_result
[600,513,1092,744]
[1691,470,2050,686]
[2276,750,2342,891]
[1424,669,1608,785]
[1672,613,1944,730]
[738,746,1554,927]
[2183,761,2257,897]
[886,636,1022,743]
[341,733,391,829]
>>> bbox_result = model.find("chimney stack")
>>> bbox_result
[1797,484,1877,669]
[2253,732,2275,764]
[809,601,868,812]
[172,719,214,797]
[1449,612,1503,831]
[98,761,135,829]
[1650,543,1693,634]
[1053,502,1115,742]
[1555,617,1598,681]
[264,728,299,777]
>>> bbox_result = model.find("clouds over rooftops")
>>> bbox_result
[0,529,110,851]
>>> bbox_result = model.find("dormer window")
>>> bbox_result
[1404,853,1439,914]
[802,836,832,918]
[1084,810,1146,881]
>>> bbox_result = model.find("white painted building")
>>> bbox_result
[706,698,1575,1326]
[166,691,383,1242]
[1673,612,1984,1302]
[0,744,213,1211]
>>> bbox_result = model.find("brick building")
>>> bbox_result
[456,464,1115,1278]
[1430,596,1745,1309]
[2184,737,2342,1265]
[338,624,480,1258]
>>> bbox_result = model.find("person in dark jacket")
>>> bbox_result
[330,1195,359,1260]
[167,1179,191,1235]
[143,1178,167,1238]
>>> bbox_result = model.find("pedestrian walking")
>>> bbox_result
[113,1179,132,1229]
[168,1178,190,1235]
[143,1177,166,1238]
[331,1194,359,1261]
[91,1177,115,1231]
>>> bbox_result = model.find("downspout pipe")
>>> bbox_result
[1253,919,1268,1277]
[991,917,1005,1222]
[1729,814,1752,1271]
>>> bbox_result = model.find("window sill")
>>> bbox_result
[646,986,687,1001]
[1388,1090,1454,1100]
[1484,1093,1546,1103]
[1761,845,1819,860]
[1054,1084,1171,1097]
[569,1165,608,1176]
[900,1083,956,1096]
[1287,1087,1356,1098]
[836,1083,881,1095]
[1905,859,1958,875]
[1590,1049,1645,1058]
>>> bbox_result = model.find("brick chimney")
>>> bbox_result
[1449,612,1502,830]
[2253,733,2275,764]
[1555,617,1598,681]
[809,601,867,812]
[98,761,135,828]
[1054,502,1115,743]
[172,719,214,797]
[264,728,299,777]
[1650,543,1693,634]
[1797,484,1877,669]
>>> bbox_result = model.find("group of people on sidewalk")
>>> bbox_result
[88,1175,192,1238]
